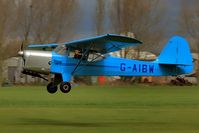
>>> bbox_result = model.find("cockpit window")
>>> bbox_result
[54,45,105,61]
[54,44,68,55]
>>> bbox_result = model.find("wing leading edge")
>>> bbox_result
[28,43,59,49]
[28,34,142,53]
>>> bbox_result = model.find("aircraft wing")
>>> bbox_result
[28,43,59,49]
[28,34,142,53]
[64,34,142,54]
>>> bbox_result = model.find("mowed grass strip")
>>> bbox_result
[0,85,199,133]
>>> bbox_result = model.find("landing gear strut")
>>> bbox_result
[47,82,58,94]
[60,82,71,93]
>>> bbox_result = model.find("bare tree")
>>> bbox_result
[15,0,77,49]
[180,1,199,83]
[29,0,76,43]
[95,0,105,35]
[0,0,16,84]
[53,0,77,42]
[109,0,164,58]
[16,1,33,51]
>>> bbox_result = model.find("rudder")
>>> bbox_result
[157,36,193,66]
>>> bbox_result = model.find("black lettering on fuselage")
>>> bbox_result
[120,63,154,73]
[138,64,141,72]
[133,64,137,72]
[120,63,126,71]
[142,64,147,73]
[149,65,154,73]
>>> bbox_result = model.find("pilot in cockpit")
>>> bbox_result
[74,50,82,59]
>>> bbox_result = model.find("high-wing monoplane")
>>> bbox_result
[18,34,193,93]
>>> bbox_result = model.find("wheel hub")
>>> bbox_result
[63,84,69,91]
[60,82,71,93]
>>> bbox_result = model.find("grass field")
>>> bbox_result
[0,85,199,133]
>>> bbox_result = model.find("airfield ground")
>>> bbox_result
[0,85,199,133]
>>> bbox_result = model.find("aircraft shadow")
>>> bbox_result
[19,118,110,127]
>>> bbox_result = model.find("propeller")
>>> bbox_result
[18,40,25,66]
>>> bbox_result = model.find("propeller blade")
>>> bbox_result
[20,41,24,51]
[19,41,25,66]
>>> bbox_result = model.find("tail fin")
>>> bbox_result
[157,36,193,66]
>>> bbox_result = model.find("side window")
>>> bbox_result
[88,53,105,62]
[69,51,75,58]
[68,50,83,59]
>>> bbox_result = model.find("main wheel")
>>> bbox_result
[60,82,71,93]
[47,82,58,94]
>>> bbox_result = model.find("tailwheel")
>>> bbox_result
[60,82,71,93]
[47,82,58,94]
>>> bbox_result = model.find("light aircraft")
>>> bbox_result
[18,34,193,94]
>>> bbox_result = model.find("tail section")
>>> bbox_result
[157,36,192,66]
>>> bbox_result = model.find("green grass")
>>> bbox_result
[0,85,199,133]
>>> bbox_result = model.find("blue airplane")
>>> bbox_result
[18,34,193,94]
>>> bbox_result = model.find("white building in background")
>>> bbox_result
[2,57,46,85]
[2,57,22,84]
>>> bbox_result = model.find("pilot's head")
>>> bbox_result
[74,50,80,54]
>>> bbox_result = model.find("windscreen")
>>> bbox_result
[54,44,68,55]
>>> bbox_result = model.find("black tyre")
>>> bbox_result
[60,82,71,93]
[47,82,58,94]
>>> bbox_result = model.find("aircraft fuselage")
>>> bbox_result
[50,52,193,82]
